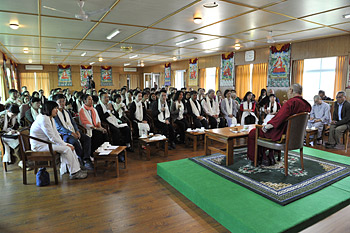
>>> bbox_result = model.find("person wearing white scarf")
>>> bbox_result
[25,97,41,125]
[201,89,225,128]
[170,91,189,144]
[129,92,150,137]
[220,90,238,127]
[151,90,176,149]
[96,92,133,152]
[123,91,133,109]
[0,107,20,164]
[142,92,150,109]
[186,91,209,129]
[53,94,93,169]
[240,92,258,125]
[264,94,281,124]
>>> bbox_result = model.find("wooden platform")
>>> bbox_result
[0,142,349,232]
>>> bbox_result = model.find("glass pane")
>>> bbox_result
[320,71,335,98]
[205,67,216,91]
[321,57,337,70]
[303,71,320,104]
[304,58,321,71]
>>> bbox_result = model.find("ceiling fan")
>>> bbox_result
[43,0,110,21]
[266,31,292,44]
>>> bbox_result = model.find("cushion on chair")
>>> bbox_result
[257,135,286,150]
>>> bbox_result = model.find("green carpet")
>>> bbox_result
[157,147,350,233]
[190,148,350,205]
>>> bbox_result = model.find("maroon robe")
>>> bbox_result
[247,96,311,161]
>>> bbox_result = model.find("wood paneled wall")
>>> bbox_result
[17,65,143,92]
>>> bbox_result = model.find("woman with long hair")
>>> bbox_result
[170,91,189,144]
[240,91,258,125]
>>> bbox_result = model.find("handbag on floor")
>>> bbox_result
[36,168,50,186]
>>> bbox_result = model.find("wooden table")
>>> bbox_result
[93,146,127,177]
[185,131,205,151]
[305,128,318,146]
[139,136,168,160]
[205,126,252,166]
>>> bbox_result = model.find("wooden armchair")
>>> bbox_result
[18,129,59,185]
[72,116,87,134]
[254,112,309,176]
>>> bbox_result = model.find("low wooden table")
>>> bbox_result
[185,131,205,151]
[205,126,253,166]
[139,136,168,160]
[305,128,318,146]
[93,146,127,177]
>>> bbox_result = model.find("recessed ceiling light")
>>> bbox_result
[343,13,350,19]
[175,37,197,46]
[203,2,218,8]
[141,63,144,67]
[98,57,103,62]
[193,17,202,24]
[173,56,177,61]
[28,59,32,63]
[81,52,87,56]
[9,23,19,30]
[234,43,241,50]
[89,62,95,65]
[129,54,139,59]
[106,29,120,40]
[124,63,130,66]
[23,48,29,53]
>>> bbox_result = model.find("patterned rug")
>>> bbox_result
[190,148,350,205]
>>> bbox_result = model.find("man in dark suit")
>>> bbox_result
[186,91,209,129]
[325,91,350,149]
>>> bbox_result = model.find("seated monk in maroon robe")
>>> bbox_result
[247,84,311,165]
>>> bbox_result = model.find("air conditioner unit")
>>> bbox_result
[25,65,43,70]
[124,67,137,72]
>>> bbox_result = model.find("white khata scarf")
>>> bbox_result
[158,99,170,123]
[112,101,125,119]
[31,107,40,121]
[2,111,17,131]
[99,100,121,127]
[243,101,253,111]
[225,98,233,115]
[76,100,82,112]
[134,100,143,122]
[189,98,201,117]
[268,101,278,114]
[57,109,75,132]
[175,101,184,120]
[204,96,218,116]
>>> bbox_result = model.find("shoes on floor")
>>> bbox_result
[126,147,134,153]
[69,170,88,180]
[118,153,125,163]
[84,161,94,170]
[170,142,176,149]
[325,143,336,149]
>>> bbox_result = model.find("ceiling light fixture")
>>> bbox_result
[172,56,177,61]
[9,23,19,30]
[193,16,202,24]
[129,54,139,59]
[81,51,87,56]
[28,59,32,63]
[175,37,197,46]
[89,62,95,65]
[203,2,218,8]
[141,62,144,67]
[234,43,241,50]
[98,57,103,62]
[124,63,130,66]
[23,48,29,53]
[106,29,120,40]
[343,13,350,19]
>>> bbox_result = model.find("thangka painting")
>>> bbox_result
[80,65,93,87]
[58,65,72,86]
[267,44,291,87]
[101,66,113,86]
[220,52,234,87]
[165,63,171,86]
[189,58,198,86]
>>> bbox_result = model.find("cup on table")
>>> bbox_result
[149,133,154,136]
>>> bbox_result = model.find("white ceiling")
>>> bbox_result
[1,0,350,67]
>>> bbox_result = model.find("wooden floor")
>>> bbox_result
[0,140,349,233]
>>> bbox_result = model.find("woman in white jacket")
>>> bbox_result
[30,101,87,179]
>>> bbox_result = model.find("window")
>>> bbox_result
[20,72,50,95]
[205,67,216,91]
[175,70,185,90]
[303,57,336,104]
